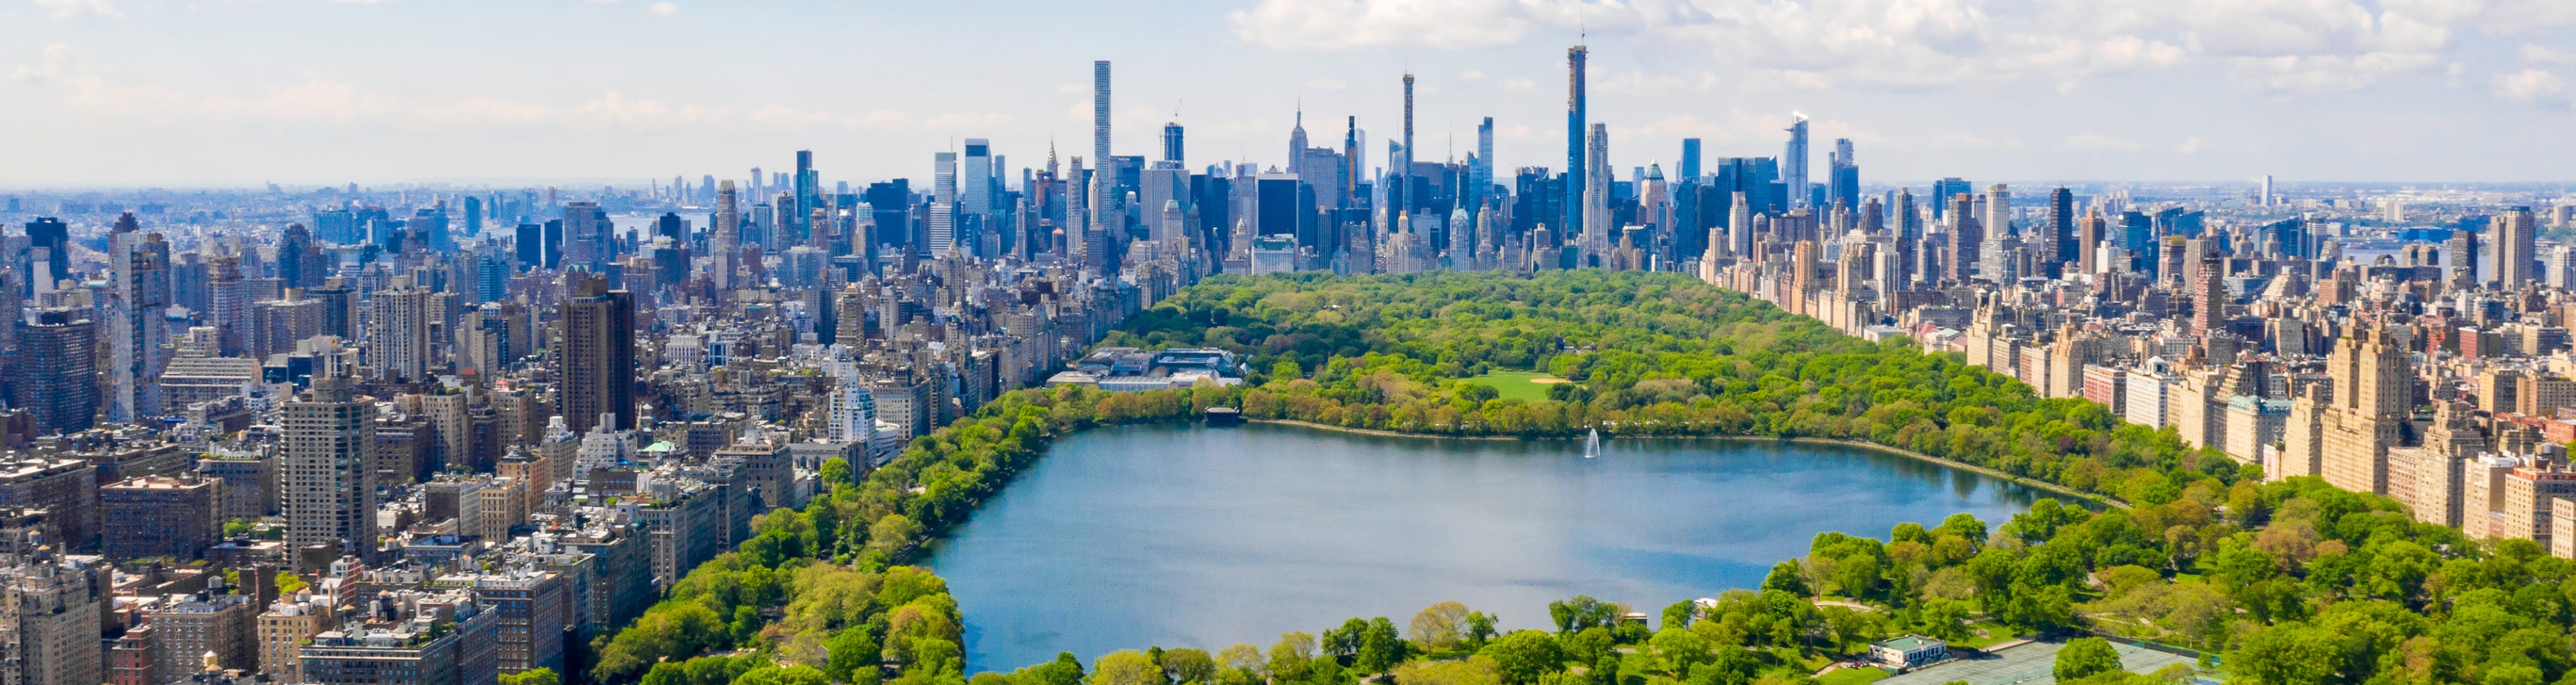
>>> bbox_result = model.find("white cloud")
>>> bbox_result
[2055,133,2149,152]
[1302,77,1347,91]
[1459,70,1485,80]
[2493,68,2567,104]
[1501,77,1536,92]
[2522,44,2576,64]
[34,0,119,19]
[647,1,676,15]
[1227,0,2481,96]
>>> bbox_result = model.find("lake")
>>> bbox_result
[926,422,2067,672]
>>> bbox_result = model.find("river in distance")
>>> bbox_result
[924,422,2070,672]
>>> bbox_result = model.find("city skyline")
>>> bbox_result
[5,0,2576,187]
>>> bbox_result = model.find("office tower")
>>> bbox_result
[99,476,219,560]
[930,152,959,258]
[1163,122,1185,164]
[462,196,483,236]
[2260,174,2273,207]
[368,277,433,384]
[1564,44,1587,242]
[1472,117,1495,211]
[278,223,323,288]
[1398,73,1414,213]
[1662,140,1695,187]
[558,276,637,431]
[1826,138,1858,211]
[13,309,96,436]
[794,150,818,244]
[0,553,107,685]
[513,224,541,270]
[1984,184,2012,238]
[2078,210,2107,274]
[2048,187,2076,270]
[23,217,68,290]
[963,140,994,219]
[1092,60,1113,237]
[712,180,741,288]
[2498,207,2538,288]
[282,372,374,564]
[1581,123,1611,267]
[1783,113,1809,208]
[2451,229,2480,289]
[561,201,609,269]
[1929,178,1971,219]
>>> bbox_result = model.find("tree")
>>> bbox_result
[869,515,924,558]
[1660,601,1699,631]
[1391,655,1503,685]
[500,668,559,685]
[1481,631,1569,685]
[1161,648,1216,685]
[736,666,833,685]
[1546,596,1617,634]
[1356,617,1408,674]
[1465,612,1501,649]
[2051,638,2122,682]
[1030,653,1085,685]
[274,571,308,595]
[1760,562,1807,596]
[1267,633,1318,684]
[1094,650,1164,685]
[1410,601,1472,651]
[826,629,883,685]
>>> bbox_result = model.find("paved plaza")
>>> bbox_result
[1879,639,2198,685]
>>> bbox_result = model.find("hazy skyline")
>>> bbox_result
[6,0,2575,188]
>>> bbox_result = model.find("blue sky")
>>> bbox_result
[5,0,2574,187]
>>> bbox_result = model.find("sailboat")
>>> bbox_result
[1584,427,1601,458]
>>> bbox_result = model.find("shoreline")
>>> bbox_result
[1242,418,2127,509]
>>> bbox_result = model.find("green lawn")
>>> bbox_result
[1817,667,1890,685]
[1462,370,1565,402]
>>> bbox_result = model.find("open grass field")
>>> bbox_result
[1461,370,1566,402]
[1817,667,1890,685]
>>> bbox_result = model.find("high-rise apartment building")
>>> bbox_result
[558,276,637,432]
[1564,44,1587,239]
[1580,123,1611,267]
[281,375,375,564]
[1782,113,1809,208]
[368,277,434,384]
[13,309,96,436]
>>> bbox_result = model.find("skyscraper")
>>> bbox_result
[712,180,741,289]
[2498,206,2539,288]
[1678,138,1702,181]
[561,201,609,269]
[1092,60,1113,238]
[1163,122,1185,164]
[930,151,959,258]
[368,277,433,384]
[1826,138,1858,211]
[558,276,637,432]
[1472,117,1495,211]
[1581,123,1611,267]
[107,215,170,423]
[1564,44,1587,238]
[13,309,97,435]
[282,372,374,564]
[794,150,818,244]
[2048,187,2076,271]
[1783,113,1810,208]
[1398,73,1415,213]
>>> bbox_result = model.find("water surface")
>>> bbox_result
[928,423,2063,671]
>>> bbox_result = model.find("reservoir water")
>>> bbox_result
[927,422,2067,672]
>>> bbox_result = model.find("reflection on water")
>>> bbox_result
[926,423,2069,672]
